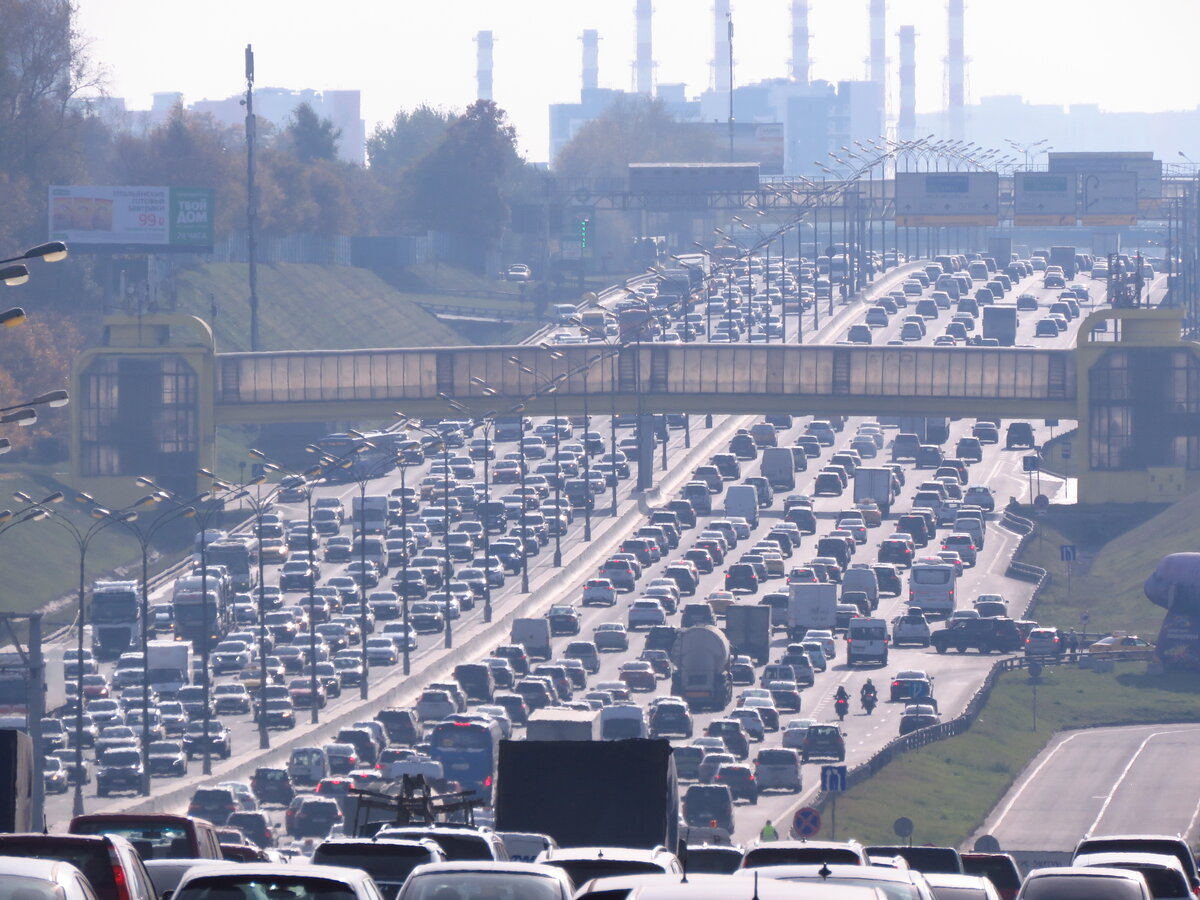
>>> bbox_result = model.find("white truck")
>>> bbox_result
[351,495,389,535]
[526,708,601,741]
[788,582,838,640]
[146,639,192,698]
[853,467,897,516]
[511,618,552,661]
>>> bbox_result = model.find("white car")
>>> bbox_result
[891,611,932,647]
[505,264,532,282]
[582,578,617,607]
[781,718,817,749]
[804,629,837,660]
[627,599,667,630]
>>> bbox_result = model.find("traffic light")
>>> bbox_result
[579,217,590,249]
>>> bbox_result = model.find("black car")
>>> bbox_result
[145,740,188,778]
[800,724,845,762]
[189,785,240,825]
[724,563,760,594]
[1006,422,1036,449]
[873,565,903,597]
[931,617,1023,654]
[899,703,941,735]
[251,766,295,806]
[182,720,232,760]
[96,748,144,797]
[714,763,759,804]
[547,605,581,636]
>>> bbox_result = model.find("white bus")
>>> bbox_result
[908,560,958,618]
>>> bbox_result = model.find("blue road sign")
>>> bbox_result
[793,806,822,837]
[1060,545,1077,562]
[821,765,848,793]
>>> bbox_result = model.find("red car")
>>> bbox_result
[618,661,657,692]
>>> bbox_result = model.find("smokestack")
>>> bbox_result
[582,29,599,93]
[791,0,810,84]
[713,0,731,93]
[870,0,886,86]
[898,25,916,141]
[636,0,653,94]
[947,0,965,138]
[476,30,493,101]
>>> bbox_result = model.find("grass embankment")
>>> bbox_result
[824,663,1200,846]
[0,466,193,622]
[818,491,1200,845]
[173,262,467,352]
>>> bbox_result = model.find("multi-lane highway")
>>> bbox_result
[45,252,1140,847]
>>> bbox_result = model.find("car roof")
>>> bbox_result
[177,863,374,884]
[741,864,923,884]
[408,861,564,878]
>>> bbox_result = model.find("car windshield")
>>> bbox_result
[177,875,359,900]
[551,860,664,886]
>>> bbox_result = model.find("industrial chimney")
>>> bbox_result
[791,0,810,84]
[476,30,493,101]
[947,0,965,138]
[870,0,886,86]
[713,0,732,93]
[582,29,599,93]
[636,0,653,94]
[898,25,916,141]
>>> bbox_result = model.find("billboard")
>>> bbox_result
[49,186,215,251]
[895,172,999,226]
[1080,171,1138,226]
[1048,151,1161,199]
[1013,172,1076,226]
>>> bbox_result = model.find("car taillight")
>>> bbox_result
[112,860,131,900]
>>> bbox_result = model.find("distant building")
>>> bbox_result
[81,87,367,166]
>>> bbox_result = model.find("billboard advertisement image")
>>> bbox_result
[49,186,215,251]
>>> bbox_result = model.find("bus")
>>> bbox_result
[427,717,501,805]
[908,560,958,618]
[204,540,257,592]
[317,432,397,482]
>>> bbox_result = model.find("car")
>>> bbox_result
[800,723,845,762]
[891,611,931,647]
[932,617,1023,654]
[1025,627,1066,659]
[0,835,159,900]
[714,762,759,803]
[889,670,934,703]
[628,599,667,630]
[1035,318,1059,337]
[1087,633,1155,657]
[582,578,617,606]
[899,703,941,735]
[594,622,629,652]
[619,660,657,692]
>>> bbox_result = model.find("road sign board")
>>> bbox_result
[895,172,999,227]
[1049,151,1162,199]
[1081,610,1090,625]
[821,765,848,792]
[1023,455,1041,472]
[793,806,822,837]
[1080,171,1138,225]
[1014,172,1076,226]
[893,817,914,838]
[1061,544,1077,562]
[1062,441,1072,460]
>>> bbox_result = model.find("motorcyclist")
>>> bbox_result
[834,685,850,704]
[860,679,877,702]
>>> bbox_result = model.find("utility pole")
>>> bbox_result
[244,45,260,351]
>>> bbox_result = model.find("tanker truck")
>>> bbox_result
[669,626,732,712]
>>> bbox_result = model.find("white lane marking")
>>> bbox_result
[1088,727,1197,834]
[990,730,1090,832]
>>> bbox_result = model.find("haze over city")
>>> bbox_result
[78,0,1200,161]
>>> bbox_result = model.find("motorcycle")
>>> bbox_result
[862,692,877,715]
[834,696,849,722]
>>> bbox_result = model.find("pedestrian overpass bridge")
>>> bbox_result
[71,307,1200,505]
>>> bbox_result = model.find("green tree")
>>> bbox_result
[367,104,456,173]
[405,100,520,271]
[282,102,341,163]
[555,96,720,178]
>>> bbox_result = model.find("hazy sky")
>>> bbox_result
[76,0,1200,162]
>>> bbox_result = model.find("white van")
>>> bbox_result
[288,746,329,787]
[600,703,647,740]
[724,485,760,528]
[908,561,958,617]
[761,447,797,492]
[841,566,879,609]
[846,616,889,666]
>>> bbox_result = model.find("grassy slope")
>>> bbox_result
[1014,498,1197,637]
[826,663,1200,846]
[173,262,465,351]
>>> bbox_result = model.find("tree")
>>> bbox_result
[405,100,520,271]
[555,96,720,178]
[367,104,456,173]
[282,102,341,163]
